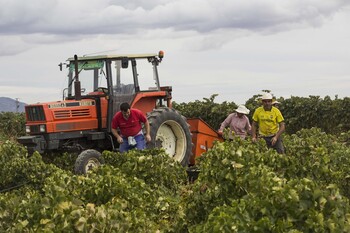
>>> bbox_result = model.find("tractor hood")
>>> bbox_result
[24,98,108,134]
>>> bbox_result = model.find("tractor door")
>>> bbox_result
[111,57,170,115]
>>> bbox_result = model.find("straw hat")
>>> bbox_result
[235,105,250,115]
[261,93,273,100]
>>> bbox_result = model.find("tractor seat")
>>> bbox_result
[88,91,105,96]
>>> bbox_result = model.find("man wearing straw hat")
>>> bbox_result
[251,93,285,154]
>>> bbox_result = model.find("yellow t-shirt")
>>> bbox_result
[252,106,284,136]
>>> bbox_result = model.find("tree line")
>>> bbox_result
[1,94,349,141]
[173,94,350,135]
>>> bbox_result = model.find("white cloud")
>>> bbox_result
[1,0,348,36]
[0,36,32,56]
[0,0,349,105]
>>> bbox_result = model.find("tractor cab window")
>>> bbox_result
[113,58,160,93]
[113,60,134,94]
[134,58,160,91]
[67,60,108,98]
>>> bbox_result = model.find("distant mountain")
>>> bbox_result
[0,97,26,113]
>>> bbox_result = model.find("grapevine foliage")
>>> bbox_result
[184,132,350,232]
[1,129,350,232]
[0,144,188,232]
[0,112,25,141]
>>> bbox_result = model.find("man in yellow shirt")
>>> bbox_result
[251,93,285,154]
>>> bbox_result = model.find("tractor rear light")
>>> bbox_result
[39,125,46,133]
[25,126,31,133]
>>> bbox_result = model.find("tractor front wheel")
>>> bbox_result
[74,149,105,174]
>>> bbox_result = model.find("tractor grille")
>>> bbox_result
[54,109,91,119]
[26,106,46,121]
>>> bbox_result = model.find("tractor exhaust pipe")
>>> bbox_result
[74,54,81,100]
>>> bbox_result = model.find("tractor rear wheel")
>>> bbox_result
[147,107,192,166]
[74,149,105,174]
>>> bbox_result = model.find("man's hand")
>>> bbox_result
[145,134,151,142]
[252,136,257,143]
[271,136,278,145]
[116,135,123,144]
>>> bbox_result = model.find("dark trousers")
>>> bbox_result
[263,136,285,154]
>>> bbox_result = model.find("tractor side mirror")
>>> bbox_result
[58,63,63,71]
[121,57,129,68]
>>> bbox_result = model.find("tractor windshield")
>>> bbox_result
[65,60,107,98]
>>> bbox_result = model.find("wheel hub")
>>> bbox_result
[156,120,186,161]
[85,158,100,172]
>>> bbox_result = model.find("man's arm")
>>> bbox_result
[245,116,252,135]
[144,120,151,142]
[251,121,258,142]
[138,110,151,142]
[111,128,123,144]
[218,114,232,134]
[276,122,285,138]
[272,122,285,145]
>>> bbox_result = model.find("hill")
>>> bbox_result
[0,97,26,112]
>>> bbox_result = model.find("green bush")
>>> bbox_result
[0,112,26,140]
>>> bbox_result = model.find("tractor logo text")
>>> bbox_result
[48,101,94,109]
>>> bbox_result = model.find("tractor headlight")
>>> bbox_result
[25,126,31,133]
[39,125,46,133]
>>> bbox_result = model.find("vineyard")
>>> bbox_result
[1,95,350,232]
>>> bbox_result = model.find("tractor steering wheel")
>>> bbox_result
[94,87,109,94]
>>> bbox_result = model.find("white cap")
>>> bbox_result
[235,105,250,114]
[261,93,273,100]
[272,100,280,105]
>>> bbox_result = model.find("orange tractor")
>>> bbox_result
[18,51,221,174]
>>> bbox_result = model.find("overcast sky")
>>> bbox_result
[0,0,349,105]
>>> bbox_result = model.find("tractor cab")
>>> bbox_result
[62,51,171,115]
